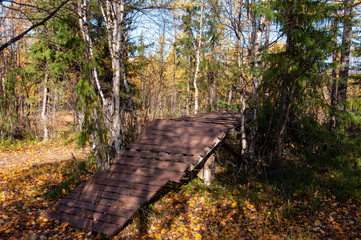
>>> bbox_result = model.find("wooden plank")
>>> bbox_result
[68,187,149,203]
[94,170,185,184]
[127,143,207,156]
[62,192,148,211]
[177,110,240,119]
[176,119,240,126]
[135,135,215,148]
[76,182,157,199]
[174,113,241,123]
[45,210,120,237]
[175,116,241,124]
[111,156,189,172]
[55,204,128,225]
[135,134,217,145]
[116,151,199,164]
[143,128,225,139]
[93,172,171,187]
[54,198,135,218]
[109,164,187,177]
[135,138,215,150]
[151,119,233,130]
[91,177,167,190]
[146,124,226,134]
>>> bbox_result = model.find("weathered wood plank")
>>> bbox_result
[55,204,128,225]
[94,170,185,184]
[69,187,149,203]
[151,119,233,130]
[63,192,148,210]
[91,177,167,189]
[76,182,157,199]
[111,156,189,172]
[116,151,199,164]
[54,198,135,218]
[146,124,226,134]
[109,164,188,177]
[45,210,120,237]
[135,134,217,145]
[143,128,225,139]
[135,136,214,147]
[176,119,240,126]
[127,143,208,156]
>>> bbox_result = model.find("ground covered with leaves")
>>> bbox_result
[1,140,361,239]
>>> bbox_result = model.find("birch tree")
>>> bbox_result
[193,0,204,114]
[248,0,267,160]
[99,0,139,154]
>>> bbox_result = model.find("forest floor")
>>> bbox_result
[0,139,360,239]
[1,111,361,240]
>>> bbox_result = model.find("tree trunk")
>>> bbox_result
[237,38,247,156]
[100,0,127,154]
[172,13,177,115]
[337,0,353,113]
[186,55,191,115]
[78,0,105,106]
[329,19,339,130]
[227,86,232,106]
[121,59,140,133]
[41,72,49,142]
[249,2,266,159]
[264,19,270,51]
[193,0,204,114]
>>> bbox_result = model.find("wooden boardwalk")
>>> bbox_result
[43,110,241,237]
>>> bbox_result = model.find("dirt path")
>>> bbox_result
[0,142,90,173]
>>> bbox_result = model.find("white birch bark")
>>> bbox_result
[100,0,127,153]
[186,56,190,115]
[249,1,266,159]
[237,39,247,156]
[228,86,233,106]
[41,72,49,142]
[78,0,106,106]
[193,0,204,114]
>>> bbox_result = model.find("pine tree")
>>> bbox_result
[259,0,338,163]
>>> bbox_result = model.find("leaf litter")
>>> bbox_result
[1,142,361,239]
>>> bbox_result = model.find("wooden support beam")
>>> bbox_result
[197,154,215,186]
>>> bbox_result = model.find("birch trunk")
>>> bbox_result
[1,52,5,100]
[41,72,49,142]
[186,56,190,115]
[228,87,232,106]
[78,0,109,169]
[249,4,266,159]
[172,13,177,115]
[193,0,204,114]
[100,0,126,154]
[78,0,106,106]
[237,39,247,156]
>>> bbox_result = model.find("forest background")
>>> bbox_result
[1,0,361,239]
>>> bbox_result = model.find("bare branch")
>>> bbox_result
[0,0,71,52]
